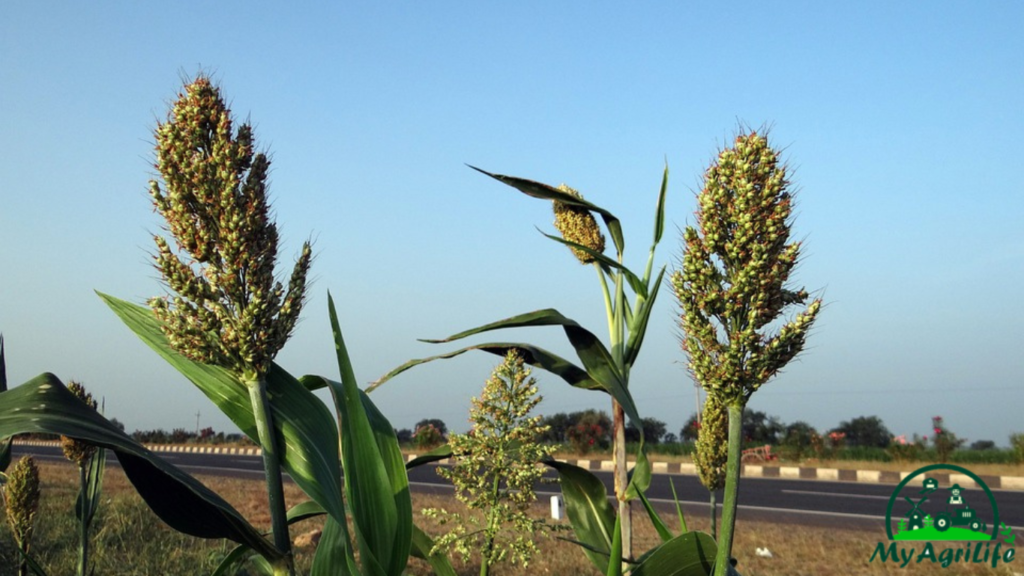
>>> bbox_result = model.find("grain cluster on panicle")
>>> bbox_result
[147,76,312,381]
[552,184,605,264]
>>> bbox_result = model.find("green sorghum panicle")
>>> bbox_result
[61,381,98,466]
[672,131,821,406]
[4,456,41,551]
[694,394,728,491]
[147,76,312,379]
[553,184,605,264]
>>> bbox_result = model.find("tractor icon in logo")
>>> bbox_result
[886,464,999,542]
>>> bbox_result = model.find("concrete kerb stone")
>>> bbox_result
[12,441,1024,491]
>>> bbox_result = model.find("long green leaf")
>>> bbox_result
[370,341,601,393]
[418,309,633,411]
[311,517,360,576]
[670,478,688,533]
[625,267,666,369]
[410,524,458,576]
[469,166,626,255]
[0,374,280,562]
[405,444,453,470]
[98,292,346,526]
[629,532,717,576]
[14,545,49,576]
[545,460,615,574]
[75,447,106,526]
[638,490,673,543]
[606,514,623,576]
[653,164,668,246]
[210,545,257,576]
[325,292,411,576]
[538,230,647,299]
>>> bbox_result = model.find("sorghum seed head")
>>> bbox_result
[552,184,605,264]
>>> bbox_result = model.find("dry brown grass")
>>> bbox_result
[3,460,1019,575]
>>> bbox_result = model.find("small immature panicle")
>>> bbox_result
[694,394,728,491]
[3,456,41,551]
[147,76,312,380]
[61,381,98,466]
[553,184,605,264]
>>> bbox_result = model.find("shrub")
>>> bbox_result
[1011,433,1024,464]
[413,423,444,450]
[931,416,965,463]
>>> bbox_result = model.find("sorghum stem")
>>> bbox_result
[247,376,294,575]
[714,403,744,576]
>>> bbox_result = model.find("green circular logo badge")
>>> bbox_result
[885,464,999,542]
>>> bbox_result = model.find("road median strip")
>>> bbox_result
[13,440,1024,490]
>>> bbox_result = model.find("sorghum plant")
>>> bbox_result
[673,130,821,575]
[376,167,719,576]
[147,76,312,573]
[3,456,40,576]
[61,381,106,576]
[425,350,555,576]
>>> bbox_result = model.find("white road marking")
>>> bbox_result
[782,489,891,500]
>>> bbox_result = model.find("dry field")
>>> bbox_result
[1,461,1019,575]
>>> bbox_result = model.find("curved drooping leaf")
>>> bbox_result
[418,309,643,431]
[545,460,615,574]
[538,229,647,299]
[369,341,600,393]
[405,444,453,470]
[323,292,412,576]
[98,292,346,526]
[469,166,626,255]
[629,531,717,576]
[0,374,280,562]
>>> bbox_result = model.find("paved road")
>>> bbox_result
[15,445,1023,532]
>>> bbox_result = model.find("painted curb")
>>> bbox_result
[14,440,1024,491]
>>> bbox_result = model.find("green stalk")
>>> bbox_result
[246,376,294,576]
[595,264,614,340]
[480,472,502,576]
[714,403,744,576]
[709,491,717,541]
[78,464,88,576]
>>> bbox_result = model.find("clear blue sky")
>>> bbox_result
[2,3,1021,445]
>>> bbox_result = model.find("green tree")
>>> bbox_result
[741,409,784,444]
[426,350,554,576]
[834,416,891,448]
[782,421,817,459]
[414,418,448,437]
[681,413,701,442]
[538,412,573,444]
[672,130,821,574]
[626,417,668,444]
